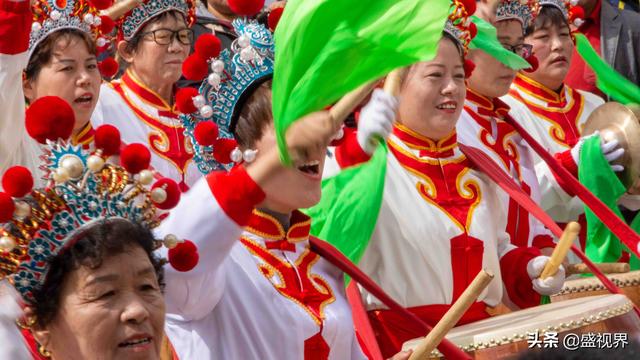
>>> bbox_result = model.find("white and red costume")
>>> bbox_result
[157,167,366,359]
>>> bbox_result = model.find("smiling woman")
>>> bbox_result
[91,2,203,192]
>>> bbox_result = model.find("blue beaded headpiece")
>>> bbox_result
[496,0,539,29]
[180,18,275,174]
[118,0,196,41]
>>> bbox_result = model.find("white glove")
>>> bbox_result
[570,131,625,172]
[357,89,399,154]
[527,255,566,296]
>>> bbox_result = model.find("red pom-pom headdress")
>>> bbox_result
[539,0,586,27]
[116,0,196,41]
[444,0,478,55]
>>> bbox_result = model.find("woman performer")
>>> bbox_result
[91,0,201,191]
[502,0,623,232]
[0,0,112,183]
[330,2,566,356]
[156,18,410,360]
[0,110,184,359]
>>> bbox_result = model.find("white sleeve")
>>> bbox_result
[155,168,265,321]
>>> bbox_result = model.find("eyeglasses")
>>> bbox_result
[502,43,533,58]
[140,28,194,46]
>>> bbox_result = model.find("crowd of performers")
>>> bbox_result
[0,0,639,358]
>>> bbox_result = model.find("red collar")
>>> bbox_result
[466,88,511,118]
[71,121,95,149]
[121,70,176,111]
[246,209,311,252]
[392,123,457,158]
[513,73,567,106]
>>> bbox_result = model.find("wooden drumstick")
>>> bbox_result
[329,80,378,128]
[383,68,404,96]
[102,0,144,20]
[408,270,494,360]
[540,222,581,280]
[566,262,630,276]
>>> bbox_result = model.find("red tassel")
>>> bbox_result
[569,6,585,22]
[267,7,284,32]
[524,54,539,73]
[182,54,209,81]
[213,138,238,164]
[25,96,75,144]
[194,122,219,146]
[464,59,476,78]
[228,0,265,16]
[0,192,14,222]
[2,167,33,198]
[468,22,478,40]
[98,57,119,78]
[152,178,181,210]
[120,143,151,174]
[175,87,199,114]
[94,125,121,156]
[195,34,222,60]
[169,240,199,272]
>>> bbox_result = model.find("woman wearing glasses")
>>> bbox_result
[456,0,560,252]
[92,1,201,191]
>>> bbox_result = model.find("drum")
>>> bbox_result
[551,271,640,307]
[402,294,640,359]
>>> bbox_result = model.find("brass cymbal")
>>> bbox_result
[583,102,640,189]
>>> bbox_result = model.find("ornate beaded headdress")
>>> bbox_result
[444,0,478,55]
[538,0,586,27]
[176,18,275,174]
[496,0,540,29]
[118,0,196,41]
[0,98,186,303]
[29,0,114,60]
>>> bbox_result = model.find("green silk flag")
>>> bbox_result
[574,33,640,105]
[579,135,640,269]
[469,16,531,70]
[304,145,388,264]
[272,0,450,165]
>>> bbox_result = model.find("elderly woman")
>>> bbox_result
[0,0,109,184]
[0,105,184,359]
[91,1,201,191]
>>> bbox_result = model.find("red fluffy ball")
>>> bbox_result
[94,125,121,156]
[464,59,476,78]
[267,7,284,32]
[120,143,151,174]
[168,239,199,272]
[151,178,181,210]
[569,6,585,22]
[89,0,112,10]
[182,55,209,81]
[99,15,115,34]
[468,22,478,40]
[195,34,222,60]
[228,0,264,16]
[2,166,33,198]
[213,138,238,164]
[175,87,199,114]
[524,54,539,73]
[194,122,219,146]
[460,0,476,15]
[0,192,15,223]
[98,57,119,78]
[25,96,75,144]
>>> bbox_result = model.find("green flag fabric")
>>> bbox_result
[579,135,640,269]
[469,16,531,70]
[303,145,388,264]
[272,0,450,165]
[574,33,640,105]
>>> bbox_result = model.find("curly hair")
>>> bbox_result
[31,219,164,327]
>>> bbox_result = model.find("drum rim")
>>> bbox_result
[424,297,633,357]
[556,271,640,295]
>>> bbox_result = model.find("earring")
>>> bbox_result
[15,315,37,329]
[38,345,51,358]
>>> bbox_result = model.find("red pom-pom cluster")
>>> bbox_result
[0,192,15,223]
[98,57,119,78]
[152,178,181,210]
[2,166,33,198]
[228,0,265,16]
[175,87,199,114]
[120,143,151,174]
[99,15,115,34]
[468,22,478,40]
[194,34,222,60]
[25,96,75,144]
[89,0,112,10]
[168,239,199,272]
[569,6,585,23]
[182,55,209,81]
[94,125,121,156]
[460,0,476,15]
[194,122,219,146]
[213,138,238,164]
[464,59,476,78]
[267,7,284,32]
[524,54,539,73]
